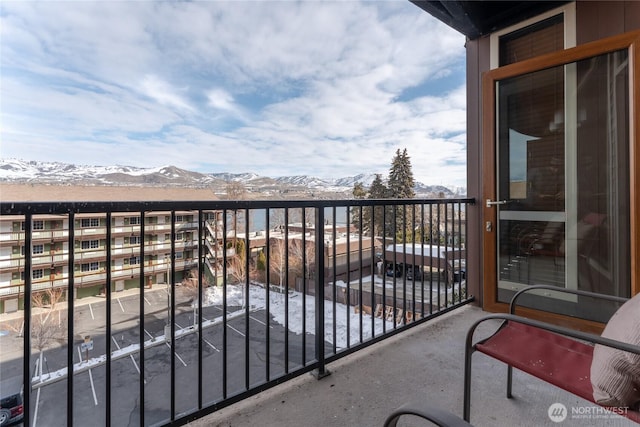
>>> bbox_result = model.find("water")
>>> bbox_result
[230,207,349,232]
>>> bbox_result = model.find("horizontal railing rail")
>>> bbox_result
[0,197,474,427]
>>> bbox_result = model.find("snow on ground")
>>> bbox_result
[202,283,394,350]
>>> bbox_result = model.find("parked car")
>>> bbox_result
[0,378,24,427]
[385,264,402,278]
[406,266,422,281]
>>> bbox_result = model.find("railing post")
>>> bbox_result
[313,206,330,379]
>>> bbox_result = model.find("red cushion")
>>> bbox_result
[475,321,640,423]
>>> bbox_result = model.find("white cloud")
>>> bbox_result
[140,75,194,112]
[0,1,467,189]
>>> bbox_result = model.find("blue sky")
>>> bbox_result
[0,1,467,188]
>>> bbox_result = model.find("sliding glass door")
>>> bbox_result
[483,32,639,322]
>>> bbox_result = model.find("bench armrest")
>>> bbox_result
[467,313,640,357]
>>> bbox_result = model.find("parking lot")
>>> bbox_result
[0,285,317,427]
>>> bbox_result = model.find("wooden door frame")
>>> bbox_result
[481,30,640,332]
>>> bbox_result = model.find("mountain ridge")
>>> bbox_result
[0,158,465,197]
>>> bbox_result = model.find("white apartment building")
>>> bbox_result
[0,184,228,314]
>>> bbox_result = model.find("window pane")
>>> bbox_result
[499,14,563,66]
[576,50,630,298]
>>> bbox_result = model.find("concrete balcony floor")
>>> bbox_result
[188,305,636,427]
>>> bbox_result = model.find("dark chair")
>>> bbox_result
[383,402,473,427]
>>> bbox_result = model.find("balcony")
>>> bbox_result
[6,197,621,427]
[186,304,635,427]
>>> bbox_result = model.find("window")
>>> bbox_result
[32,269,44,279]
[32,244,44,254]
[81,218,100,228]
[175,215,184,222]
[175,252,183,259]
[33,220,44,230]
[490,3,575,69]
[129,256,140,265]
[130,236,142,245]
[81,262,99,272]
[499,15,563,66]
[175,232,184,241]
[129,216,140,225]
[81,240,99,250]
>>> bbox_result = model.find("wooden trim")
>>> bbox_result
[631,34,640,296]
[482,30,640,324]
[488,30,640,81]
[481,70,498,309]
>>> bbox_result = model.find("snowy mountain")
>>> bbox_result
[0,159,464,197]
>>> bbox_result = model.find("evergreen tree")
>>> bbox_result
[368,174,388,237]
[369,174,388,198]
[388,148,415,199]
[350,182,367,233]
[387,148,416,239]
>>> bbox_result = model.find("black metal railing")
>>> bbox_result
[0,198,474,427]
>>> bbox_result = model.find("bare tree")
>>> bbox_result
[180,268,209,325]
[180,268,209,303]
[227,240,247,285]
[289,238,315,280]
[31,287,66,381]
[269,238,287,291]
[226,182,248,235]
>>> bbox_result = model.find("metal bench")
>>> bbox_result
[464,285,640,424]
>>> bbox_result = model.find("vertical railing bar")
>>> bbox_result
[314,206,327,377]
[222,209,228,399]
[456,202,461,303]
[369,205,375,338]
[358,205,363,343]
[382,205,387,334]
[265,209,271,380]
[460,202,465,301]
[245,209,251,389]
[284,208,289,373]
[138,211,145,427]
[461,202,466,301]
[301,208,307,365]
[392,206,397,329]
[411,204,416,324]
[105,212,112,426]
[67,212,75,427]
[346,207,351,349]
[22,215,32,427]
[420,203,426,318]
[197,209,204,410]
[436,202,442,310]
[464,201,469,300]
[170,211,176,420]
[402,205,407,326]
[444,203,449,307]
[429,203,434,315]
[331,206,337,355]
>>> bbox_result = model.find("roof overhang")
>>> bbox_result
[410,1,570,39]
